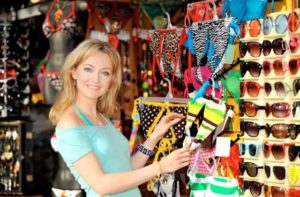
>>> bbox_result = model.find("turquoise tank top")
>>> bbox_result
[55,104,141,197]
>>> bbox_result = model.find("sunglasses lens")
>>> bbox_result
[242,122,259,137]
[289,36,299,53]
[248,42,261,57]
[292,101,300,118]
[288,12,299,32]
[240,22,246,38]
[288,146,297,161]
[248,62,261,77]
[263,40,272,56]
[249,19,261,37]
[273,166,286,180]
[249,144,257,156]
[262,61,271,76]
[274,82,286,97]
[263,144,270,158]
[271,186,286,197]
[270,103,289,118]
[264,83,272,96]
[263,17,273,35]
[246,162,259,177]
[271,124,289,139]
[251,182,262,197]
[239,43,247,57]
[273,60,284,75]
[265,165,271,177]
[289,59,299,75]
[244,102,258,117]
[275,15,288,34]
[289,125,299,140]
[273,38,286,55]
[239,143,246,155]
[272,144,284,159]
[247,81,260,97]
[293,79,300,96]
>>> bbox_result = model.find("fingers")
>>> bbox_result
[164,112,185,123]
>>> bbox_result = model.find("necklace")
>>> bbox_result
[54,0,65,23]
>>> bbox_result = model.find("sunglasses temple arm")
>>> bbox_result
[209,58,241,84]
[230,134,241,147]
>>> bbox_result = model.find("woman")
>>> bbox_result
[49,39,190,197]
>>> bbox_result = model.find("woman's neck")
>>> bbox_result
[74,98,98,117]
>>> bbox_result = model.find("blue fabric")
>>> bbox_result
[185,29,195,55]
[192,80,220,103]
[222,0,267,22]
[72,103,93,126]
[55,117,141,197]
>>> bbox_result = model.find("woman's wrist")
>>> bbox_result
[155,162,163,177]
[137,144,155,157]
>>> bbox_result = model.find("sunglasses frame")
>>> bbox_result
[240,81,264,97]
[263,142,292,160]
[289,146,300,162]
[240,38,287,58]
[264,185,286,197]
[239,142,261,157]
[263,14,288,36]
[264,164,286,180]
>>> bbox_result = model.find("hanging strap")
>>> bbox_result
[72,103,93,126]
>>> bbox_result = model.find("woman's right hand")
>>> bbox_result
[158,147,191,173]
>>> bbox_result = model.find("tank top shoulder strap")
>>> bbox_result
[72,103,93,126]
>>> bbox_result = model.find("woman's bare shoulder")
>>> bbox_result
[56,107,82,129]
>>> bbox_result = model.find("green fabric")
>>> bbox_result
[221,70,241,104]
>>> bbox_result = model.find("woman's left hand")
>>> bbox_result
[149,112,185,143]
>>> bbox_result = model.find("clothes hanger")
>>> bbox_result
[138,78,188,107]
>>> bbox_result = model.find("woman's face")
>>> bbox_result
[71,51,113,101]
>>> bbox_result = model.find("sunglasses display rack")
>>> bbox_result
[239,9,300,197]
[0,22,31,118]
[0,121,33,195]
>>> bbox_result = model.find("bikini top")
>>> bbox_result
[42,0,84,38]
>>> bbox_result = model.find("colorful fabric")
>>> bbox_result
[42,0,84,38]
[188,172,242,197]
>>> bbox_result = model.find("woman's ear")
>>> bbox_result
[71,68,77,80]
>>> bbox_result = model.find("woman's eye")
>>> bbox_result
[103,71,110,76]
[83,67,93,72]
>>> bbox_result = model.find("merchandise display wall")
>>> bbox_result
[0,0,299,197]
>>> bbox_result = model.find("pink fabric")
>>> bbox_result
[189,146,217,176]
[184,66,223,98]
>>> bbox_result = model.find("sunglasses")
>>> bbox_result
[0,77,17,91]
[264,81,291,97]
[264,185,286,197]
[263,142,291,160]
[239,143,260,157]
[241,121,300,140]
[240,38,287,58]
[243,180,263,197]
[292,101,300,118]
[240,81,263,97]
[240,101,290,118]
[293,79,300,97]
[264,165,286,180]
[240,19,261,38]
[289,146,300,162]
[288,11,300,32]
[239,162,263,177]
[263,14,288,35]
[288,166,300,185]
[240,61,262,77]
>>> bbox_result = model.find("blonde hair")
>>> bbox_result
[49,39,122,125]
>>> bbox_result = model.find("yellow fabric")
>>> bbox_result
[288,166,300,184]
[266,0,298,13]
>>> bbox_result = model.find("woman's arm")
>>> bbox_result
[74,147,190,196]
[130,112,185,169]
